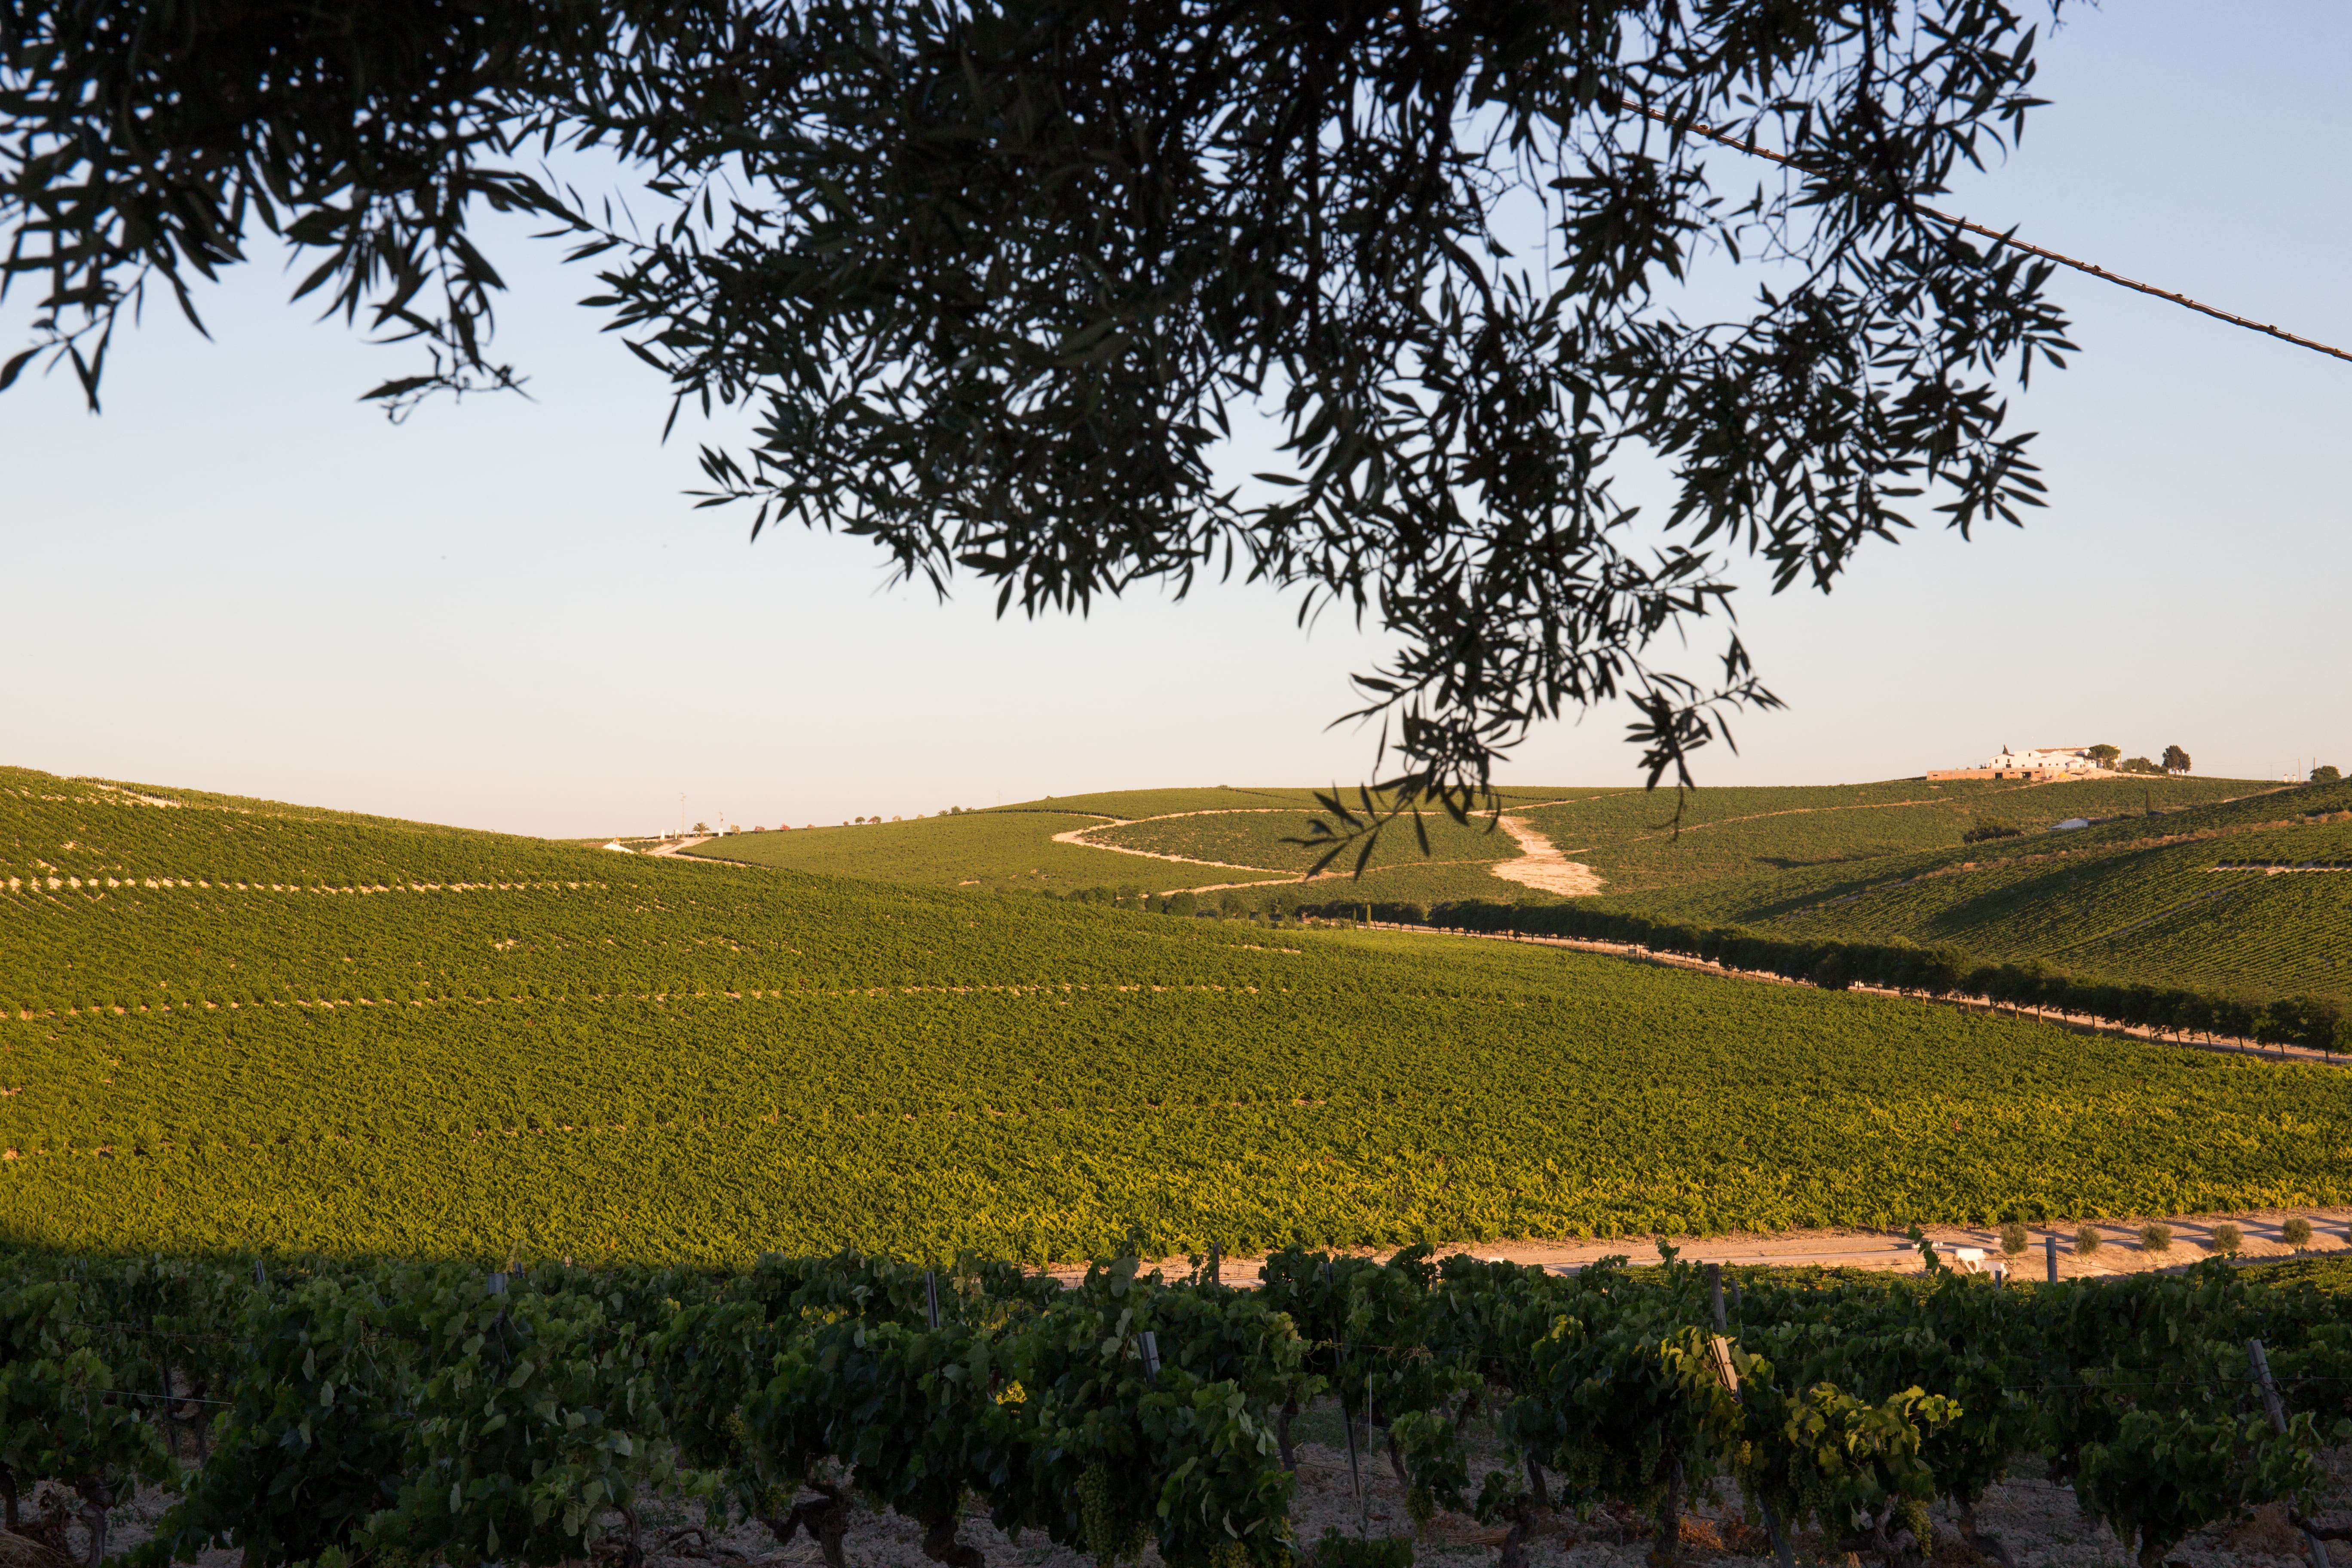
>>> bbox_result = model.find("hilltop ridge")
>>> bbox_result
[684,773,2348,1001]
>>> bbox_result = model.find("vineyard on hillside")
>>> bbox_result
[1607,786,2352,1001]
[684,806,1231,893]
[9,766,2352,1262]
[1519,775,2269,895]
[1085,808,1532,874]
[701,789,1608,902]
[994,784,1606,818]
[699,776,2288,919]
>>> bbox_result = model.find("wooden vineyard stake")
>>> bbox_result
[1207,1243,1221,1285]
[1706,1263,1724,1329]
[1339,1366,1364,1517]
[2248,1340,2332,1568]
[924,1269,940,1329]
[1320,1256,1367,1526]
[253,1259,266,1289]
[1139,1330,1161,1378]
[1707,1334,1738,1393]
[1712,1290,1794,1568]
[2046,1233,2059,1283]
[487,1271,508,1296]
[153,1312,177,1463]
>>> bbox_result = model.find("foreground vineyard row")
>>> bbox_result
[12,1247,2352,1568]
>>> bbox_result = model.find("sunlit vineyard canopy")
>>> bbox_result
[10,765,2346,1260]
[2,0,2071,812]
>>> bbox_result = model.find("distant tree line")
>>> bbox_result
[2084,742,2193,776]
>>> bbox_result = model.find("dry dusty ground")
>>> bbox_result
[1049,1212,2352,1288]
[1484,819,1605,897]
[38,1395,2352,1568]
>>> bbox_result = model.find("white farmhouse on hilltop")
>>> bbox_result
[1927,745,2105,782]
[1986,746,2098,774]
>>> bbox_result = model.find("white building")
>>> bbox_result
[1986,746,2098,775]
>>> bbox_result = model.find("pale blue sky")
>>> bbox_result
[4,1,2346,837]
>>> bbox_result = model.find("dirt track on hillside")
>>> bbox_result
[1485,816,1605,895]
[1050,808,1610,897]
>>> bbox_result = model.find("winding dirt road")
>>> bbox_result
[1051,808,1606,897]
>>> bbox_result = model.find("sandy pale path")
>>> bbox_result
[1053,809,1608,896]
[1485,815,1605,895]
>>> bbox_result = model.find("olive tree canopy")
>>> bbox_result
[2,0,2073,851]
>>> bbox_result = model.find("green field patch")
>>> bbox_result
[684,808,1280,893]
[993,784,1611,819]
[1084,808,1529,874]
[11,950,2348,1260]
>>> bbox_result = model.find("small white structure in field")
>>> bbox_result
[603,841,632,853]
[2052,818,2091,832]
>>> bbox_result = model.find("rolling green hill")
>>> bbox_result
[697,775,2335,1002]
[10,763,2350,1263]
[692,806,1270,895]
[1517,775,2266,894]
[693,775,2282,910]
[693,785,1609,902]
[1601,780,2352,1001]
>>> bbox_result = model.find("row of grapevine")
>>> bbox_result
[0,852,1346,1011]
[7,1247,2351,1568]
[1265,1243,2352,1567]
[1414,898,2352,1050]
[1603,787,2352,1001]
[12,945,2352,1259]
[0,771,621,889]
[13,767,2352,1265]
[6,1252,1295,1568]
